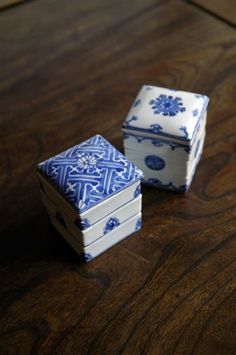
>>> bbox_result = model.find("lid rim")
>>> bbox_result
[123,86,209,143]
[37,135,143,215]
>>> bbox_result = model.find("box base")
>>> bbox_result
[49,211,141,262]
[125,131,205,192]
[42,191,142,247]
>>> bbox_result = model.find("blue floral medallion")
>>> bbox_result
[149,95,186,116]
[104,217,120,235]
[145,155,165,171]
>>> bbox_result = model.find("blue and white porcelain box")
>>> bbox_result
[122,85,209,192]
[37,135,143,262]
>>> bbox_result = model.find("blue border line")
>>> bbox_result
[124,132,190,153]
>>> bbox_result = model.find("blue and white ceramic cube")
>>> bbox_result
[37,135,143,262]
[122,85,209,192]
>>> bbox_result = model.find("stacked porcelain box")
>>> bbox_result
[122,85,209,192]
[37,135,143,262]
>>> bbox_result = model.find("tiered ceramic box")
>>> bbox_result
[122,85,209,192]
[37,135,143,262]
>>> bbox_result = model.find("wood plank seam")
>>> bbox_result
[0,0,35,13]
[182,0,236,30]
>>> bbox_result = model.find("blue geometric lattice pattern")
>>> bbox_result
[38,135,143,213]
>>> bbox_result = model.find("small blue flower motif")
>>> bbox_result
[123,133,130,140]
[104,217,120,235]
[179,125,189,139]
[136,136,145,143]
[150,95,186,117]
[80,253,93,262]
[192,109,199,117]
[133,98,141,107]
[146,178,161,186]
[135,217,142,231]
[134,185,141,198]
[149,123,163,134]
[80,218,90,230]
[143,179,188,192]
[76,153,99,172]
[184,146,191,154]
[123,115,138,128]
[152,140,164,148]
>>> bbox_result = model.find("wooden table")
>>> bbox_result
[0,0,236,354]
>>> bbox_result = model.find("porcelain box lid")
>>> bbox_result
[37,135,143,214]
[122,85,209,144]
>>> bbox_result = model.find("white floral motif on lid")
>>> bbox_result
[77,153,99,172]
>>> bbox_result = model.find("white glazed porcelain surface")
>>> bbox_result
[124,113,207,160]
[122,85,209,143]
[49,211,142,262]
[125,131,205,191]
[124,119,206,174]
[125,130,205,176]
[38,174,140,227]
[42,192,142,246]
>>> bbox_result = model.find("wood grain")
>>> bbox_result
[0,0,236,354]
[190,0,236,26]
[0,0,27,10]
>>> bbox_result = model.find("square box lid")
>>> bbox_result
[37,135,143,214]
[122,85,209,143]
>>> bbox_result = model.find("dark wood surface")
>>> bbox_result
[0,0,236,354]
